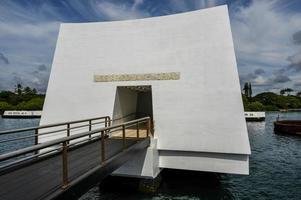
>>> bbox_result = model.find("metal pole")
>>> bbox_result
[122,125,126,150]
[66,123,70,144]
[151,120,154,135]
[35,129,39,154]
[34,129,38,145]
[147,120,150,137]
[136,122,139,139]
[62,141,69,189]
[105,117,109,134]
[89,120,92,139]
[108,116,111,127]
[101,131,105,164]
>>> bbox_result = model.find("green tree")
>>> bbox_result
[249,83,252,98]
[16,97,44,110]
[0,91,14,101]
[15,84,23,95]
[280,89,285,95]
[248,101,265,111]
[264,105,278,111]
[23,87,32,95]
[243,82,252,98]
[243,83,248,98]
[0,101,14,110]
[241,94,250,111]
[286,88,294,96]
[32,88,37,95]
[0,86,44,110]
[280,88,294,96]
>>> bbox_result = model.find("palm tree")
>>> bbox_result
[286,88,293,96]
[243,82,252,98]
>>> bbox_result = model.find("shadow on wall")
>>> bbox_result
[112,86,153,125]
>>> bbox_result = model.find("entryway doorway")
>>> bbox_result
[112,85,153,124]
[112,85,153,138]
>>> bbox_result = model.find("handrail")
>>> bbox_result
[0,112,153,146]
[0,112,145,136]
[0,120,107,144]
[0,116,109,135]
[0,115,111,148]
[0,116,150,162]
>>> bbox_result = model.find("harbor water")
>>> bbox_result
[1,112,301,199]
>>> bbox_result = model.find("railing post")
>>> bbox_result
[147,119,150,137]
[105,117,109,134]
[151,120,154,135]
[34,129,39,154]
[122,125,126,150]
[66,123,70,144]
[62,141,69,189]
[34,129,38,145]
[136,122,139,139]
[89,120,92,139]
[101,131,105,164]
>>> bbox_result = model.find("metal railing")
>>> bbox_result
[0,116,151,189]
[0,113,154,147]
[0,116,110,145]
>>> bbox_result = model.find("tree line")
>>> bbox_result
[0,84,45,112]
[1,82,301,112]
[242,82,301,111]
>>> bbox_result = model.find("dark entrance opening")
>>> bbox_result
[112,86,153,125]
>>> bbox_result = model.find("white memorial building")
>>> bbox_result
[40,5,251,178]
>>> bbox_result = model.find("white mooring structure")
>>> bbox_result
[41,5,251,177]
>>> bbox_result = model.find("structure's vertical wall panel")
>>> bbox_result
[159,151,249,175]
[113,139,160,178]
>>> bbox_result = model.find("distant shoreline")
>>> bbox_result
[242,92,301,112]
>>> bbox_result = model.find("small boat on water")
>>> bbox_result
[2,110,42,118]
[274,120,301,135]
[244,112,265,122]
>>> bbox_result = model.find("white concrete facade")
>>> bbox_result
[41,5,251,177]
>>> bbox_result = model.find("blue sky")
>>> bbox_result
[0,0,301,94]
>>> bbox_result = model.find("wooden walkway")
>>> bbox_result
[0,116,152,200]
[0,137,149,200]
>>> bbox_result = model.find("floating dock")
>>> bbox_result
[244,112,265,122]
[2,110,42,118]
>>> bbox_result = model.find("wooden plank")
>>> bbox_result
[111,128,148,138]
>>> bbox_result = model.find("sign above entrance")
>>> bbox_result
[94,72,180,82]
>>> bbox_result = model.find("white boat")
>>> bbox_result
[244,112,265,121]
[2,110,42,118]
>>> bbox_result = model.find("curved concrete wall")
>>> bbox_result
[41,5,250,175]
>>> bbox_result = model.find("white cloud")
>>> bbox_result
[95,1,150,21]
[0,2,60,92]
[230,0,301,93]
[132,0,144,11]
[0,22,58,39]
[168,0,223,13]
